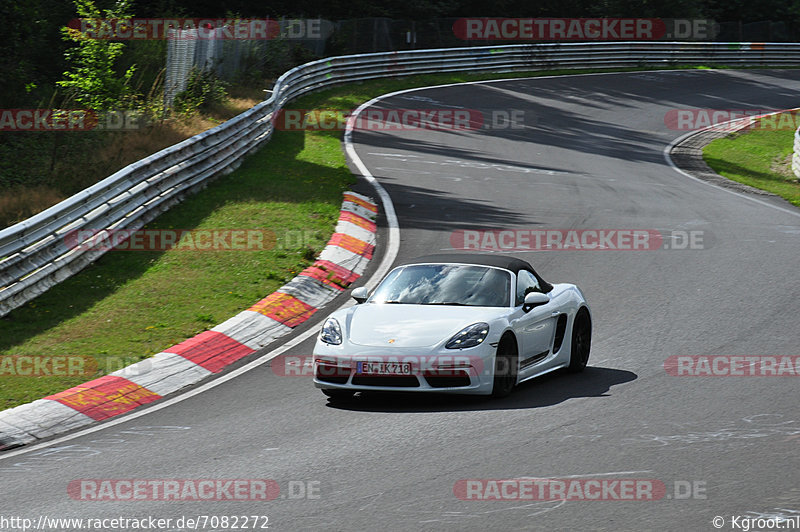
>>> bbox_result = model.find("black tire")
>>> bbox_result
[322,389,354,401]
[568,309,591,373]
[492,336,518,398]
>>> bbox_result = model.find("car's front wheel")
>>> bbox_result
[492,336,518,398]
[568,309,591,372]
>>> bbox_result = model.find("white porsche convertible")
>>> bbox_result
[312,254,591,400]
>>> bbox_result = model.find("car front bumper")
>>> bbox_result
[312,342,497,395]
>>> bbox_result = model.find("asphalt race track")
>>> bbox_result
[2,69,800,531]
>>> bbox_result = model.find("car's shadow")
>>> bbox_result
[324,366,637,412]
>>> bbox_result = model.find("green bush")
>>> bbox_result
[173,68,229,115]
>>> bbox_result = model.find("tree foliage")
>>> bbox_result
[57,0,137,110]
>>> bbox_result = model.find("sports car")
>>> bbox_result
[312,254,591,400]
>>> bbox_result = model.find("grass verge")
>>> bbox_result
[703,112,800,207]
[0,65,715,409]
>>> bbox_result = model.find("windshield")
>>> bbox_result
[369,264,511,307]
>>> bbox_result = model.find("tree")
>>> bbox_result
[57,0,137,111]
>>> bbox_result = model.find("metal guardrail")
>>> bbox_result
[2,41,800,316]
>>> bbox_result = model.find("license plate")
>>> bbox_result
[356,361,412,375]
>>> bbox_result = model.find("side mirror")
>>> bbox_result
[523,292,550,312]
[351,286,369,304]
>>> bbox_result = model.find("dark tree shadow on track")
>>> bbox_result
[324,366,637,413]
[352,69,800,169]
[357,130,578,173]
[372,179,546,231]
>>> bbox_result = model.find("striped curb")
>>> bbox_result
[0,191,377,451]
[669,109,793,197]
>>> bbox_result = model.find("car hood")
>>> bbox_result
[347,303,509,347]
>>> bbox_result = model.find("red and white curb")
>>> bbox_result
[0,191,377,450]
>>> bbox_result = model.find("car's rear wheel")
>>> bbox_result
[568,309,591,372]
[492,336,518,398]
[322,389,355,401]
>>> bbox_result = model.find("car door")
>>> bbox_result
[510,270,557,375]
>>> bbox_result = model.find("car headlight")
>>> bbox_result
[319,317,342,345]
[446,322,489,349]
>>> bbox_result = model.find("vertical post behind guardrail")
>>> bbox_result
[792,126,800,180]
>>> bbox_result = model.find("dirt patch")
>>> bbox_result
[770,153,798,182]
